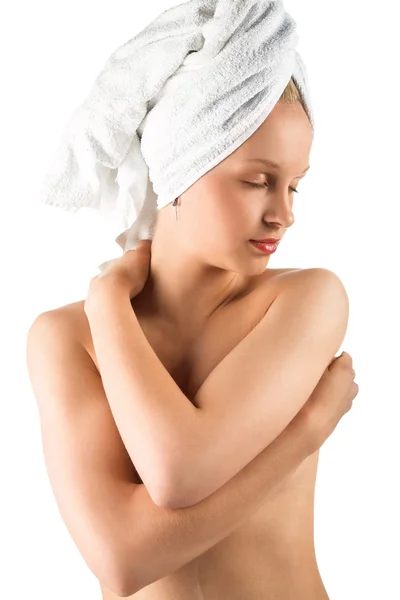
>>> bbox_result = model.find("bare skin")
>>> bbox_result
[130,100,313,335]
[47,99,323,596]
[61,266,330,599]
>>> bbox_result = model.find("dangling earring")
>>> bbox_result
[172,197,179,221]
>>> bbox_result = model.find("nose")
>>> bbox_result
[263,191,295,230]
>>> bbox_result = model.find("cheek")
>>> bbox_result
[187,201,228,243]
[209,192,245,234]
[183,179,251,243]
[216,187,254,233]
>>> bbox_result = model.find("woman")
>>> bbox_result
[27,77,358,599]
[27,1,358,597]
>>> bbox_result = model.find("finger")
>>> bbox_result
[137,239,152,250]
[123,241,151,256]
[340,351,353,365]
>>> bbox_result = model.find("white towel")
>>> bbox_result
[39,0,314,273]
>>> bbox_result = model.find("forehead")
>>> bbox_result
[231,102,313,167]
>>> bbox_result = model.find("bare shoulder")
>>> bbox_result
[49,298,87,321]
[263,266,346,293]
[256,267,348,319]
[35,267,346,364]
[37,299,95,367]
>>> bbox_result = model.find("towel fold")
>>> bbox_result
[39,0,314,273]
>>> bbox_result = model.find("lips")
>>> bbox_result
[249,240,278,254]
[250,238,280,244]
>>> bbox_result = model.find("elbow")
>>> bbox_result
[158,493,189,510]
[161,484,205,509]
[105,579,135,599]
[150,483,187,510]
[101,544,143,597]
[110,580,141,598]
[161,452,220,509]
[150,442,206,509]
[86,522,144,597]
[94,559,135,598]
[147,474,182,509]
[156,470,207,510]
[145,472,192,510]
[109,581,141,598]
[138,456,190,509]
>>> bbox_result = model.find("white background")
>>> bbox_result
[1,1,399,598]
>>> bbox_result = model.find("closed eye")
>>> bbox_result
[246,182,299,194]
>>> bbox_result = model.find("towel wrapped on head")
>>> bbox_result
[39,0,314,273]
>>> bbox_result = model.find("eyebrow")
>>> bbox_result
[245,158,311,176]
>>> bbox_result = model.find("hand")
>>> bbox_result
[294,351,359,453]
[87,239,152,301]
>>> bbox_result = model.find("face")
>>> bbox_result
[161,101,313,276]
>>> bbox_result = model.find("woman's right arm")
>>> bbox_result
[26,311,315,598]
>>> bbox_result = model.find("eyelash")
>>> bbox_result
[246,182,299,194]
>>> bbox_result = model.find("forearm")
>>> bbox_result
[119,417,313,596]
[85,282,199,505]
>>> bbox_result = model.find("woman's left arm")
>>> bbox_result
[84,281,201,508]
